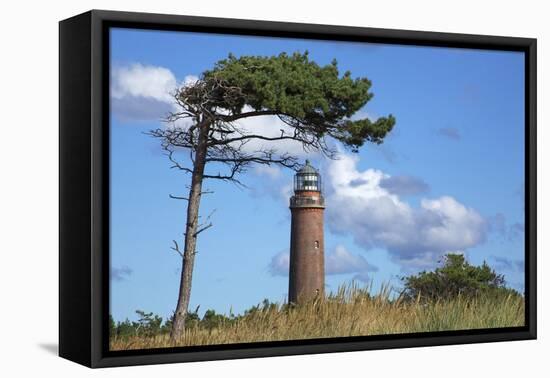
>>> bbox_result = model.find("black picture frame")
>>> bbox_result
[59,9,537,368]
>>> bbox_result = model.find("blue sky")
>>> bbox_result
[109,27,525,322]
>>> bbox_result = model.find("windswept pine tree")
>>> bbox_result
[148,51,396,341]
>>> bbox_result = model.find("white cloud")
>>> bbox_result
[268,250,290,276]
[183,74,199,87]
[111,64,199,122]
[379,175,430,196]
[111,63,177,103]
[110,266,132,281]
[268,245,377,278]
[230,105,314,157]
[326,153,488,270]
[487,213,525,242]
[253,164,282,180]
[279,183,293,202]
[247,164,294,205]
[491,256,525,272]
[436,127,461,141]
[325,245,377,275]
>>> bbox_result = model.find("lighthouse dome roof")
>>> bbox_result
[297,160,318,175]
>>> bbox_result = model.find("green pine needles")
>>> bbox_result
[201,51,396,153]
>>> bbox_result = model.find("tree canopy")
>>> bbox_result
[402,253,520,301]
[155,51,396,181]
[200,51,395,152]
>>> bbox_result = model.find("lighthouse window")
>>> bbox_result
[294,169,322,191]
[303,174,318,190]
[314,240,319,249]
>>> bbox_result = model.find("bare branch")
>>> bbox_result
[205,155,299,169]
[203,158,248,187]
[218,110,280,122]
[207,133,301,147]
[171,240,183,258]
[201,208,217,222]
[203,173,246,186]
[169,194,189,201]
[194,223,213,237]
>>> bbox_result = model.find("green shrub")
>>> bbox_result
[401,253,520,301]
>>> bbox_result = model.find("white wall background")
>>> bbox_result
[0,0,547,376]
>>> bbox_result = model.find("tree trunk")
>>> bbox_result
[170,121,210,343]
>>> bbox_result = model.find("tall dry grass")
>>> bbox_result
[110,282,524,351]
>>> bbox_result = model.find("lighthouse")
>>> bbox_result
[288,160,325,305]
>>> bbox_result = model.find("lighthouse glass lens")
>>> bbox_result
[302,174,318,190]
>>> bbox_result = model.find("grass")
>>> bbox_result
[110,282,525,351]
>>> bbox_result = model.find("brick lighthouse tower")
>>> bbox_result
[288,160,325,305]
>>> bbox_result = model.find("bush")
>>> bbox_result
[401,253,520,302]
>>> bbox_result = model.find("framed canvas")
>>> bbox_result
[59,9,537,368]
